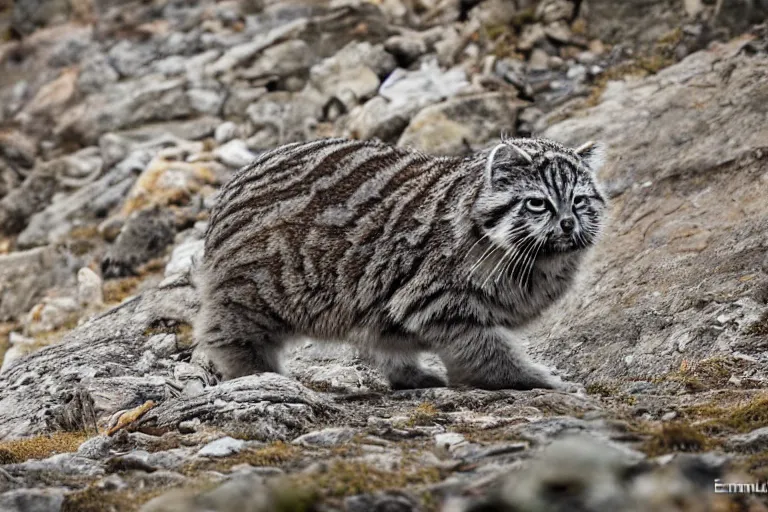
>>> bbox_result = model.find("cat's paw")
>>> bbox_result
[389,369,447,390]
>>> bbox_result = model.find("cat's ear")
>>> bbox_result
[485,143,532,188]
[575,141,605,172]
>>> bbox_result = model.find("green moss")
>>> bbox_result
[586,382,618,397]
[0,432,89,464]
[510,7,536,27]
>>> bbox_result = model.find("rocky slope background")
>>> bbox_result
[0,0,767,510]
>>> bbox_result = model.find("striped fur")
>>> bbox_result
[194,137,606,390]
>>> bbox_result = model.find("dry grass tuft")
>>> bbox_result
[684,394,768,435]
[641,422,717,457]
[183,441,301,474]
[0,432,89,464]
[291,461,442,500]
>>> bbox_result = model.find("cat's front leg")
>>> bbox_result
[437,326,572,391]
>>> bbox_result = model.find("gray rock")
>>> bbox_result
[583,0,685,46]
[140,475,290,512]
[145,334,177,358]
[292,427,356,447]
[146,449,195,471]
[165,238,204,277]
[343,96,411,142]
[77,435,114,460]
[344,492,419,512]
[310,42,396,107]
[6,453,104,478]
[178,418,201,434]
[245,92,322,145]
[17,150,151,248]
[0,246,79,322]
[108,40,158,78]
[544,21,573,44]
[536,35,768,383]
[434,433,470,458]
[197,437,247,458]
[206,19,308,76]
[23,296,81,336]
[384,36,428,66]
[11,0,70,35]
[726,427,768,453]
[398,92,523,156]
[214,122,240,144]
[77,54,121,93]
[0,285,197,438]
[187,89,225,116]
[0,162,59,236]
[536,0,576,23]
[214,140,257,169]
[77,267,104,309]
[222,87,268,119]
[528,48,550,71]
[0,488,66,512]
[463,435,646,511]
[240,40,312,80]
[379,60,469,114]
[518,23,547,52]
[152,55,188,77]
[56,76,192,146]
[141,373,336,440]
[101,207,176,278]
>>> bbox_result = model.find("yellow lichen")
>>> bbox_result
[121,158,216,215]
[404,402,440,427]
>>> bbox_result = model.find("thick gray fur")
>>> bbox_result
[194,137,607,390]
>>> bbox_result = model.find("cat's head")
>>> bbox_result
[472,138,607,258]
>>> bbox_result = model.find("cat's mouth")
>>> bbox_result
[541,236,590,255]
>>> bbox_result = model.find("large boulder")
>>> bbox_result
[532,34,768,385]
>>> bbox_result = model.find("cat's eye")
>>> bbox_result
[525,198,548,213]
[573,195,588,208]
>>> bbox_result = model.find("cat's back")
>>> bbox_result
[204,138,452,259]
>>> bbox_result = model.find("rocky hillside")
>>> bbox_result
[0,0,767,511]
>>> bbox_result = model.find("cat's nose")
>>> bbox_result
[560,217,575,234]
